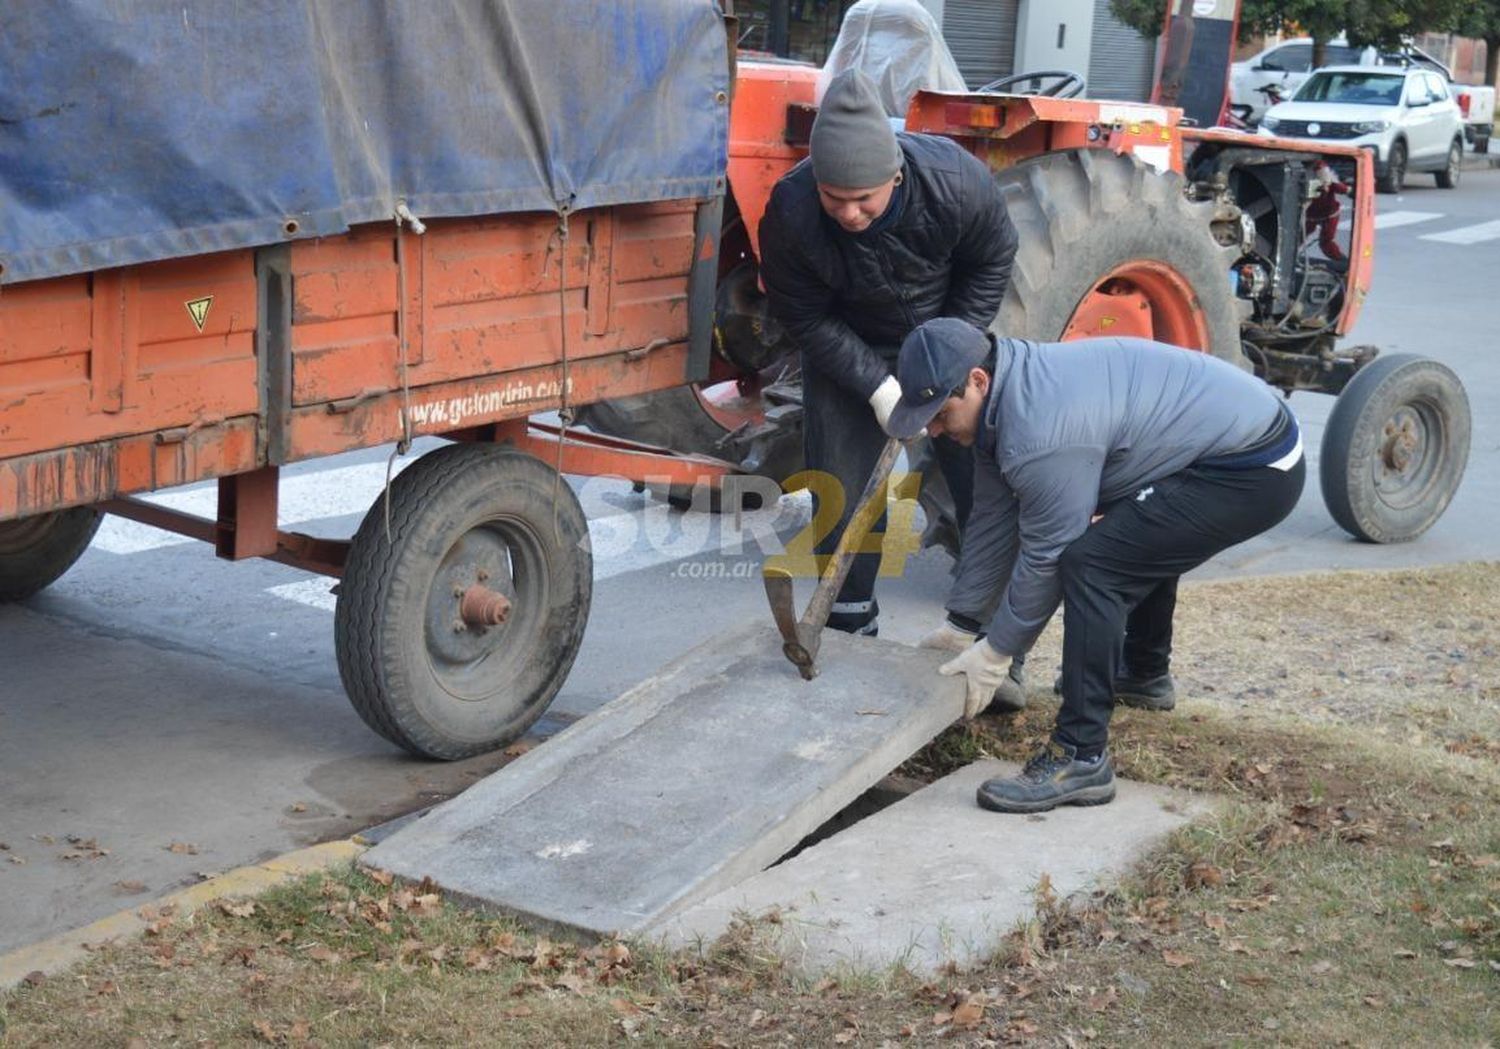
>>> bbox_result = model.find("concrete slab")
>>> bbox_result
[362,623,965,936]
[653,759,1212,974]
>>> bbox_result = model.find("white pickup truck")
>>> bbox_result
[1232,37,1494,151]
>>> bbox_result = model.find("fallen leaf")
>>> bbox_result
[166,842,200,855]
[306,946,341,964]
[94,979,118,996]
[289,802,308,814]
[113,880,148,895]
[1443,958,1477,970]
[219,900,257,919]
[1185,861,1224,889]
[1161,950,1194,968]
[1086,986,1118,1012]
[251,1019,279,1043]
[1203,913,1228,932]
[854,708,888,716]
[22,970,45,987]
[1364,996,1384,1008]
[611,998,644,1017]
[288,1020,311,1042]
[368,868,394,886]
[275,930,295,945]
[503,739,537,757]
[1393,949,1417,959]
[951,997,985,1029]
[504,1005,534,1019]
[834,1031,856,1044]
[1309,960,1334,975]
[8,856,25,866]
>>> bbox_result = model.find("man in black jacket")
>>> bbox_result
[759,68,1019,647]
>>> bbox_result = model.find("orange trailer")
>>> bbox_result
[0,4,739,760]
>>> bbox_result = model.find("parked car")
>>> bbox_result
[1231,37,1490,148]
[1258,66,1465,192]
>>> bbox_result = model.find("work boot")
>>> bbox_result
[985,661,1027,714]
[1114,672,1176,711]
[1051,670,1177,711]
[976,741,1116,814]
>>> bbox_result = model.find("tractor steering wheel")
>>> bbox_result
[978,70,1087,99]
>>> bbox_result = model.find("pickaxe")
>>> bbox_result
[763,436,903,679]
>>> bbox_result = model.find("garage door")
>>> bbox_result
[1087,0,1157,101]
[943,0,1020,89]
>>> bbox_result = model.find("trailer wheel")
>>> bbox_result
[335,443,592,760]
[0,508,101,602]
[1320,354,1470,544]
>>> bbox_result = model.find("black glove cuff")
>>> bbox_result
[946,612,985,636]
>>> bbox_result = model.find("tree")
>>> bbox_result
[1456,0,1500,85]
[1109,0,1467,68]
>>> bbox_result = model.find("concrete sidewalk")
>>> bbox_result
[365,624,1215,972]
[653,759,1210,974]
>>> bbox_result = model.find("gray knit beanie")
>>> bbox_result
[811,69,902,189]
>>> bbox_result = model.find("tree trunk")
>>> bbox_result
[1487,34,1499,88]
[1312,37,1328,70]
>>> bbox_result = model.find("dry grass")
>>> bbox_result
[3,565,1499,1048]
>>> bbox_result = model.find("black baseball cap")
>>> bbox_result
[885,318,994,440]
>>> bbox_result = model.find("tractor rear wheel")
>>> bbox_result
[0,507,102,602]
[995,149,1246,363]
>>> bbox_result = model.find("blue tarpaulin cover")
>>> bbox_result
[0,1,729,284]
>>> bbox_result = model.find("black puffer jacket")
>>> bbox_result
[758,133,1018,400]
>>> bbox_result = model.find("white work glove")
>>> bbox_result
[918,619,979,653]
[939,639,1014,719]
[867,375,902,436]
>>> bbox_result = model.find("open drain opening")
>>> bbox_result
[771,773,924,867]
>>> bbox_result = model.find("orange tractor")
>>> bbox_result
[584,20,1470,558]
[0,4,1469,760]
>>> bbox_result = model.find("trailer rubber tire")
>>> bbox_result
[995,149,1247,366]
[0,508,102,602]
[1320,354,1469,543]
[335,443,592,760]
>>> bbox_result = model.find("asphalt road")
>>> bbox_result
[2,169,1497,956]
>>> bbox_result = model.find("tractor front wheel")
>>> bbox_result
[1320,354,1470,543]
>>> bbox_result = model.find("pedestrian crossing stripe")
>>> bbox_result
[185,296,213,332]
[1420,219,1500,245]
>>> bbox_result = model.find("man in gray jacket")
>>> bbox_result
[886,319,1305,814]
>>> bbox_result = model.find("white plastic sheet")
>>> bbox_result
[816,0,968,118]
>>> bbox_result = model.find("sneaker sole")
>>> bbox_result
[974,782,1117,814]
[1115,692,1175,712]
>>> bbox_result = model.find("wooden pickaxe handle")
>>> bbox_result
[764,436,903,679]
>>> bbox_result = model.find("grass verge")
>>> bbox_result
[2,566,1498,1046]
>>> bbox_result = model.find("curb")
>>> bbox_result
[0,839,365,991]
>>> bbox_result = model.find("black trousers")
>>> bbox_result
[802,362,973,632]
[1054,458,1306,755]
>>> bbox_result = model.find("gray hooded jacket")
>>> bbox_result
[947,336,1292,656]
